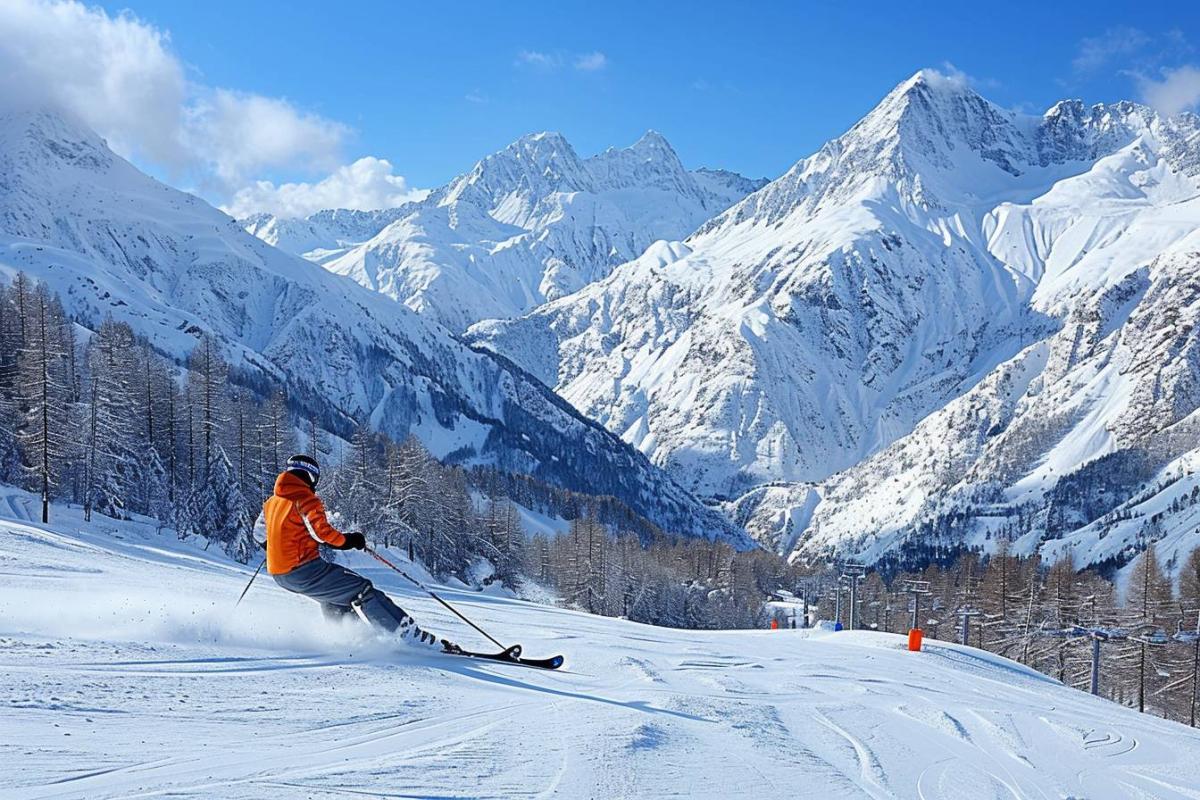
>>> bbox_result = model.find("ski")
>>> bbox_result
[444,643,564,671]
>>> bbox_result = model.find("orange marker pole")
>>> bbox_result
[907,628,923,652]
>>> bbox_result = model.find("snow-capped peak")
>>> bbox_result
[590,129,682,167]
[695,73,1187,239]
[436,131,590,221]
[585,129,698,196]
[623,129,678,160]
[443,128,698,209]
[865,68,1029,174]
[465,130,583,181]
[0,107,120,186]
[248,129,766,331]
[0,106,107,159]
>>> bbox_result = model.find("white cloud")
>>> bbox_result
[222,157,429,219]
[923,62,999,92]
[465,89,487,104]
[1074,27,1151,73]
[186,89,348,187]
[0,0,360,195]
[0,0,189,168]
[1136,65,1200,116]
[574,51,607,71]
[516,50,559,68]
[516,49,607,72]
[923,63,971,90]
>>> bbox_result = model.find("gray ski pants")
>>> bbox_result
[273,558,440,647]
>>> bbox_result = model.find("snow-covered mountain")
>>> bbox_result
[794,95,1200,569]
[801,247,1200,570]
[243,131,767,331]
[470,71,1200,567]
[0,108,748,547]
[240,206,411,264]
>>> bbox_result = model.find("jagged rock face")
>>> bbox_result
[243,131,766,332]
[0,109,751,547]
[470,74,1044,497]
[799,250,1200,567]
[471,72,1200,569]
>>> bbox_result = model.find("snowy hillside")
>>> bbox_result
[5,506,1200,799]
[244,131,767,331]
[471,71,1200,565]
[0,108,746,546]
[800,249,1200,569]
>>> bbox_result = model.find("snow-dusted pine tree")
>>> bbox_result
[17,283,76,523]
[382,436,433,546]
[181,446,251,560]
[483,498,525,587]
[1179,548,1200,615]
[0,281,25,484]
[186,334,229,471]
[84,320,166,520]
[1126,544,1174,629]
[334,425,387,534]
[258,390,295,494]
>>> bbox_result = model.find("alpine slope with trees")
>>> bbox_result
[0,273,789,630]
[4,65,1200,699]
[0,107,747,550]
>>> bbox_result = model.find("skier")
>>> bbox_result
[254,454,455,652]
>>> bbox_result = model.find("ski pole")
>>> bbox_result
[235,558,266,607]
[363,545,507,650]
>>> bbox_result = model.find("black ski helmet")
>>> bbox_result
[286,454,321,487]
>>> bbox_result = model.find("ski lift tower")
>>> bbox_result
[840,563,868,631]
[795,576,822,629]
[1129,625,1170,714]
[829,583,844,630]
[1042,625,1128,696]
[957,608,981,646]
[903,579,931,631]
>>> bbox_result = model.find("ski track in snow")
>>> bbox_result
[2,509,1199,799]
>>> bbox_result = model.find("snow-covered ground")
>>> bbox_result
[3,502,1199,798]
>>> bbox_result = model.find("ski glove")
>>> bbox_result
[336,532,366,551]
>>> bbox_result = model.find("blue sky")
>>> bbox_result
[5,1,1197,216]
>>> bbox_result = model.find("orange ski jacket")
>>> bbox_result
[262,471,347,575]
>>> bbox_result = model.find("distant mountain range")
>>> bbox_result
[9,66,1200,576]
[469,71,1200,574]
[242,131,767,332]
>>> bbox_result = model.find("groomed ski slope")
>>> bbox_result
[2,501,1199,799]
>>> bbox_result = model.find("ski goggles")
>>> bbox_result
[286,458,321,486]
